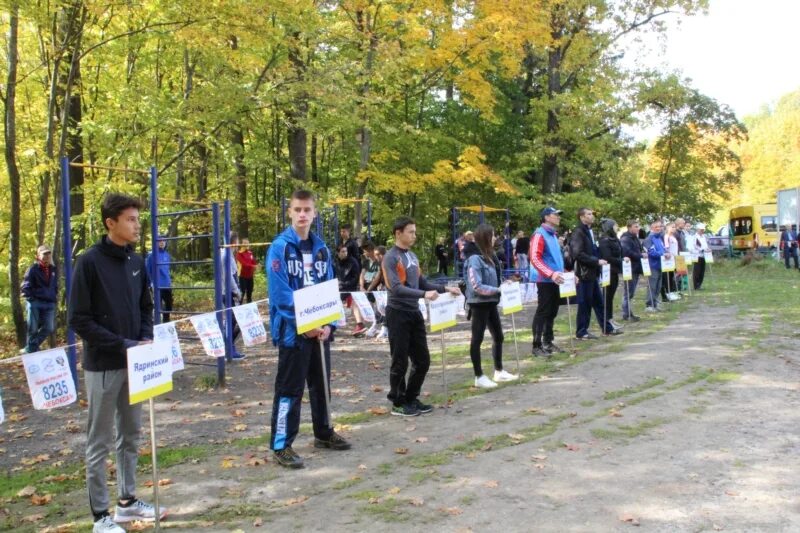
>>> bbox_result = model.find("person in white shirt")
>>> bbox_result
[662,223,680,301]
[692,223,710,290]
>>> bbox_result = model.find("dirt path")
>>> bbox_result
[4,297,800,532]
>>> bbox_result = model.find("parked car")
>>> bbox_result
[707,225,730,252]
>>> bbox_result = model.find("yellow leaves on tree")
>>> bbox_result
[361,146,517,198]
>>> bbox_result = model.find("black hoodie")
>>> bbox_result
[68,236,154,371]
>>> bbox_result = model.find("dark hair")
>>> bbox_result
[229,231,239,244]
[376,245,386,255]
[290,189,316,203]
[340,223,352,231]
[361,241,375,252]
[101,193,143,230]
[627,219,640,228]
[336,243,348,253]
[392,216,415,235]
[473,223,496,265]
[577,207,592,219]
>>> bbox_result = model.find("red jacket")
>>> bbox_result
[236,249,258,279]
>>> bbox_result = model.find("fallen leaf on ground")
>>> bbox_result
[231,409,247,417]
[21,514,44,523]
[394,447,409,455]
[285,495,309,506]
[232,424,248,432]
[563,443,580,451]
[724,490,739,496]
[387,487,401,495]
[143,478,172,487]
[531,455,548,461]
[370,385,383,392]
[619,513,640,526]
[221,457,236,468]
[17,485,36,497]
[713,524,724,531]
[609,409,624,417]
[481,442,493,452]
[357,464,368,470]
[368,497,381,504]
[253,517,263,527]
[533,463,546,469]
[408,497,424,506]
[405,425,417,432]
[441,506,463,516]
[30,493,53,505]
[415,437,428,443]
[79,399,88,408]
[368,406,389,415]
[483,480,499,488]
[21,454,50,466]
[507,433,525,442]
[246,457,267,466]
[525,407,541,414]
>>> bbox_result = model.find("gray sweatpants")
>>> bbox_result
[85,369,141,517]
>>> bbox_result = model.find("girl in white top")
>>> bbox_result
[662,223,681,301]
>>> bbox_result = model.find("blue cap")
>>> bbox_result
[540,207,563,218]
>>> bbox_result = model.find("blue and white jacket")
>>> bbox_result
[267,226,336,348]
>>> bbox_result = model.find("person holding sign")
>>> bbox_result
[599,218,625,331]
[267,190,351,469]
[383,216,461,417]
[619,220,643,322]
[530,207,567,356]
[570,208,619,339]
[465,224,518,388]
[643,219,669,312]
[661,223,681,302]
[692,223,710,290]
[68,193,165,532]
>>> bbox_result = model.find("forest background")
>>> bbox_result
[1,0,798,348]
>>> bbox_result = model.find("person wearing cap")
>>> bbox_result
[570,207,619,339]
[779,223,799,270]
[145,235,172,322]
[21,244,58,353]
[529,207,566,356]
[692,223,710,290]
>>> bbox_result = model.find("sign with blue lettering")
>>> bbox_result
[127,342,173,405]
[22,348,77,410]
[190,313,226,357]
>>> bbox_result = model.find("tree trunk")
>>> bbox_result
[231,127,249,236]
[542,45,563,194]
[4,1,26,347]
[310,133,318,183]
[287,31,308,181]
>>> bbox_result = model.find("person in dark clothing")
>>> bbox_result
[570,207,620,339]
[267,190,351,469]
[21,245,58,353]
[435,237,449,275]
[382,216,461,417]
[145,236,172,322]
[619,220,644,321]
[339,224,361,265]
[335,244,366,335]
[598,219,626,330]
[236,238,259,303]
[530,207,566,356]
[68,193,164,532]
[515,233,530,271]
[464,224,518,388]
[780,224,799,269]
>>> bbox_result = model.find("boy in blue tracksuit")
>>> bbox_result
[267,190,351,469]
[145,237,172,322]
[642,219,668,311]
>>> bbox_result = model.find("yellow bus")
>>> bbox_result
[729,204,778,251]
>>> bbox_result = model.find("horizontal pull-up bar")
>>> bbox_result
[164,260,215,266]
[329,198,370,205]
[455,205,507,213]
[169,285,215,290]
[158,197,214,207]
[159,233,213,241]
[220,242,272,248]
[155,207,213,218]
[68,162,150,175]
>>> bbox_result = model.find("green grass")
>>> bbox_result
[603,377,666,400]
[358,497,410,522]
[333,476,364,490]
[193,374,219,390]
[0,464,84,499]
[590,417,668,440]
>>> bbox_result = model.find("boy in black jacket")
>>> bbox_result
[69,193,164,533]
[570,208,619,339]
[619,220,644,321]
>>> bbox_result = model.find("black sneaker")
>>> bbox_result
[391,404,420,417]
[576,333,599,340]
[543,343,562,353]
[604,329,624,336]
[532,346,551,357]
[314,431,352,450]
[273,447,304,469]
[623,315,641,322]
[411,399,433,414]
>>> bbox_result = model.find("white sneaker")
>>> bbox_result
[365,323,379,337]
[115,499,167,523]
[474,375,498,388]
[375,327,388,341]
[493,369,518,382]
[93,516,125,533]
[645,306,657,313]
[667,292,679,301]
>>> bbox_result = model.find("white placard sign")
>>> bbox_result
[294,278,344,334]
[428,293,458,332]
[559,272,577,297]
[622,260,633,281]
[641,258,652,277]
[418,298,428,320]
[600,264,611,287]
[680,251,694,265]
[350,292,376,322]
[455,293,467,317]
[704,251,714,263]
[127,341,174,404]
[22,348,77,410]
[374,291,388,314]
[190,313,226,357]
[500,282,523,315]
[661,255,676,272]
[154,323,184,372]
[521,283,538,304]
[232,303,268,346]
[0,390,4,424]
[691,252,699,264]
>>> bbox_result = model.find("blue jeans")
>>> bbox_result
[26,300,56,353]
[576,279,611,336]
[621,274,640,318]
